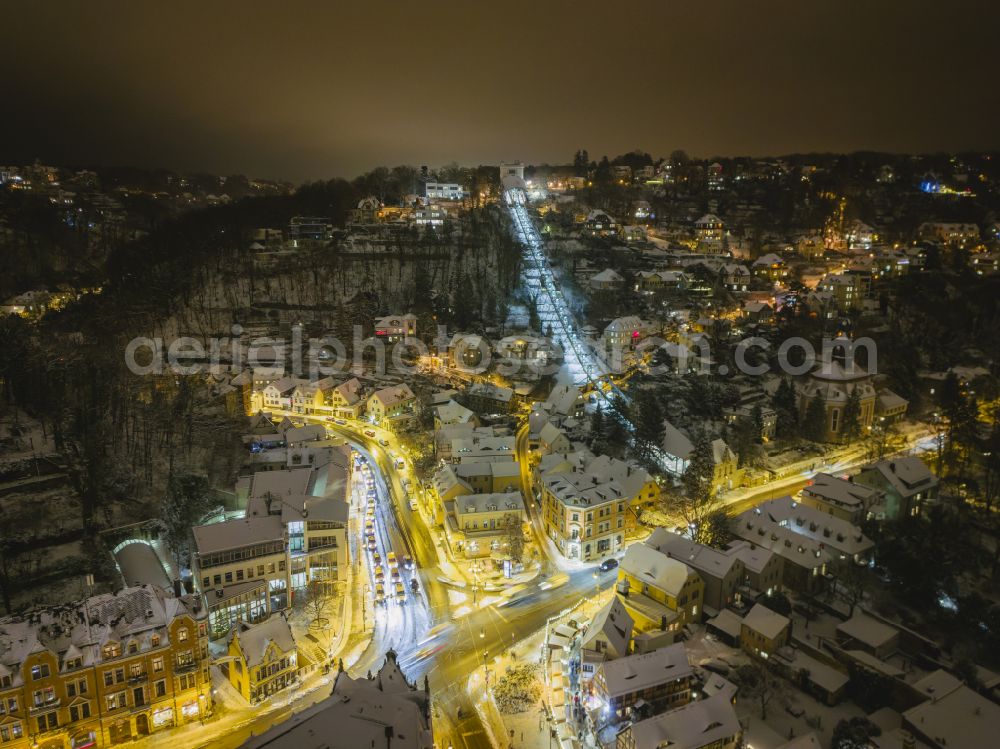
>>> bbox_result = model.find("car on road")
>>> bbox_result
[540,573,569,591]
[334,419,347,425]
[373,565,385,582]
[599,558,619,572]
[394,582,405,602]
[366,538,376,551]
[391,568,401,583]
[413,642,443,662]
[402,554,414,570]
[379,438,390,447]
[387,551,398,569]
[364,430,376,437]
[372,551,382,566]
[409,578,419,593]
[395,458,405,469]
[374,584,385,605]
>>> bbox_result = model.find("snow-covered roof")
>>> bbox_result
[620,544,693,597]
[454,491,524,517]
[741,496,873,556]
[598,643,690,699]
[627,693,740,749]
[661,421,693,461]
[193,515,284,555]
[863,457,937,497]
[435,400,475,425]
[741,603,789,641]
[233,614,295,667]
[648,528,741,579]
[240,652,432,749]
[836,612,898,650]
[803,473,880,511]
[591,268,624,283]
[903,670,1000,749]
[581,597,632,658]
[369,384,415,408]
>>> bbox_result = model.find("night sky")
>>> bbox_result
[3,1,998,181]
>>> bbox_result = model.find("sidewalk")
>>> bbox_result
[471,589,613,749]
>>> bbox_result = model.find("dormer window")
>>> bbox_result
[151,635,161,648]
[102,643,121,659]
[128,641,139,654]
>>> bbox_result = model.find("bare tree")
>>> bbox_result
[304,579,333,628]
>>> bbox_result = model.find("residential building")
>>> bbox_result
[225,615,299,704]
[374,314,417,343]
[590,268,625,291]
[288,216,332,244]
[694,214,724,243]
[647,529,744,614]
[326,378,365,420]
[0,585,212,749]
[740,603,791,659]
[584,212,619,239]
[659,423,741,491]
[460,382,515,414]
[798,472,883,524]
[442,491,525,558]
[616,544,704,640]
[449,433,517,464]
[366,384,416,431]
[752,253,787,282]
[593,644,693,721]
[262,377,302,412]
[604,316,652,370]
[730,510,831,594]
[737,497,874,565]
[854,456,939,519]
[453,461,521,494]
[537,422,572,456]
[539,456,657,562]
[238,651,433,749]
[580,598,633,684]
[917,222,979,247]
[424,182,464,201]
[433,400,476,429]
[615,692,741,749]
[875,389,909,423]
[835,612,899,660]
[902,670,999,749]
[413,204,447,226]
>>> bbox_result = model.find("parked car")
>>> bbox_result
[387,551,398,569]
[379,438,390,447]
[599,558,619,572]
[364,430,376,437]
[394,582,405,602]
[409,578,420,593]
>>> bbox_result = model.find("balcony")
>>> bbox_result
[29,697,61,716]
[174,661,198,674]
[128,672,148,685]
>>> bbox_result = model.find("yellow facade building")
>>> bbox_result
[0,585,212,749]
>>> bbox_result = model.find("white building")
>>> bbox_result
[424,181,465,200]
